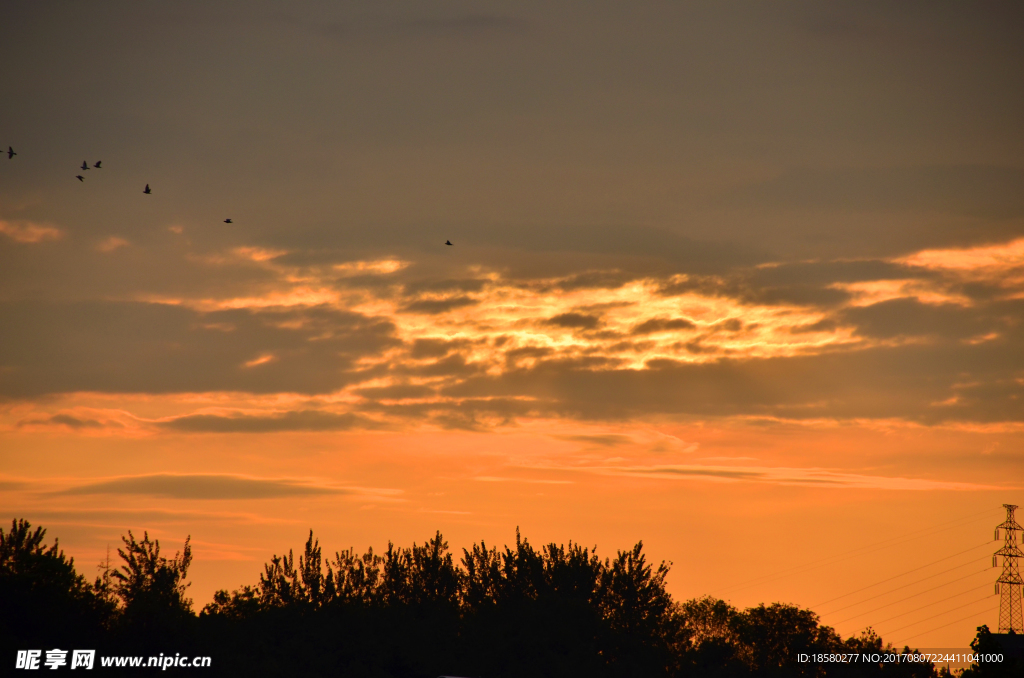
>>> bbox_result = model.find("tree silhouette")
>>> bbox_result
[111,530,193,640]
[959,625,1024,678]
[0,519,111,650]
[332,544,384,605]
[599,542,678,676]
[6,517,952,678]
[730,603,839,677]
[258,547,301,608]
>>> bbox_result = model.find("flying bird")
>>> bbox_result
[6,146,15,159]
[93,161,102,168]
[143,184,151,194]
[76,175,84,182]
[223,218,233,224]
[445,240,453,246]
[80,161,89,171]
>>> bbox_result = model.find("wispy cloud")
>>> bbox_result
[96,236,129,253]
[552,434,634,447]
[897,238,1024,274]
[0,219,62,243]
[55,473,361,500]
[473,476,574,485]
[157,410,383,433]
[17,413,107,430]
[11,506,302,527]
[564,464,1005,491]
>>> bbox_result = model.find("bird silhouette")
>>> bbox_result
[93,161,102,168]
[445,240,453,246]
[76,175,84,182]
[143,184,151,194]
[224,218,233,224]
[80,161,89,171]
[6,147,15,159]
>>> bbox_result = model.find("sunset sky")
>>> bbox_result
[2,0,1023,650]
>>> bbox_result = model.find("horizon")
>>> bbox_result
[2,0,1022,654]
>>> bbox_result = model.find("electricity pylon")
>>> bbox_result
[994,504,1023,633]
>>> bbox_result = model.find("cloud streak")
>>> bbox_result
[158,410,383,433]
[554,464,1006,491]
[56,473,356,500]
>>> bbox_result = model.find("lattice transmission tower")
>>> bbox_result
[994,503,1023,633]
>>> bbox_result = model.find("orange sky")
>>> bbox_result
[2,0,1023,652]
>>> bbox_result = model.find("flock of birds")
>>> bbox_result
[5,145,453,241]
[5,144,233,225]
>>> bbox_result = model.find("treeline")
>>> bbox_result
[1,518,1013,677]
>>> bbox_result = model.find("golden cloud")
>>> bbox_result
[0,219,62,243]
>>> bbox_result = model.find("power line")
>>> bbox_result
[720,507,997,597]
[814,542,990,610]
[723,508,995,596]
[832,568,990,626]
[901,604,995,643]
[867,582,993,629]
[881,595,995,638]
[823,556,988,618]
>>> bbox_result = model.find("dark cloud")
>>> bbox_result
[738,284,852,308]
[158,410,381,433]
[655,260,909,309]
[57,474,350,500]
[439,336,1024,424]
[631,317,696,335]
[353,384,436,400]
[409,338,469,359]
[838,298,1002,341]
[0,301,399,397]
[358,396,543,426]
[17,413,105,429]
[399,297,479,314]
[714,318,744,333]
[403,278,488,295]
[400,353,483,378]
[545,313,601,330]
[789,319,840,334]
[503,345,555,368]
[549,271,639,292]
[602,339,654,354]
